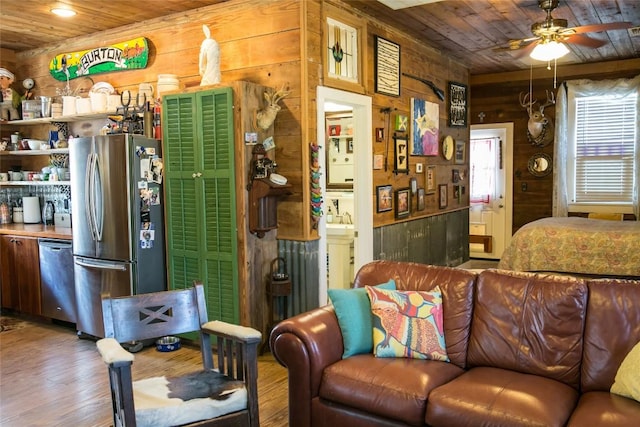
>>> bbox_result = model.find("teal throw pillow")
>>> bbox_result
[328,279,396,358]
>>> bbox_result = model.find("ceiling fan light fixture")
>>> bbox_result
[50,7,77,18]
[530,40,569,61]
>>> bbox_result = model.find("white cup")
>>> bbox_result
[107,94,121,112]
[9,171,23,181]
[90,92,107,112]
[0,172,8,182]
[62,96,77,116]
[76,98,92,115]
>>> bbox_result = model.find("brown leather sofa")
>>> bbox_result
[270,260,640,427]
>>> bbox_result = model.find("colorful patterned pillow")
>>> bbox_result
[365,286,449,362]
[611,341,640,402]
[328,280,396,358]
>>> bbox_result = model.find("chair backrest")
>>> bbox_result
[102,283,209,345]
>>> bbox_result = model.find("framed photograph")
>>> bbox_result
[395,188,411,219]
[448,81,467,127]
[426,165,437,194]
[376,185,393,213]
[410,177,417,194]
[453,185,461,203]
[452,169,460,183]
[374,36,401,97]
[410,97,439,156]
[394,134,409,174]
[375,127,384,142]
[417,188,425,211]
[439,184,448,209]
[346,137,353,153]
[454,140,466,164]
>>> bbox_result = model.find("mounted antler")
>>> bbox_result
[519,90,555,147]
[256,85,290,130]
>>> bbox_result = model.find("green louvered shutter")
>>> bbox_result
[162,88,238,324]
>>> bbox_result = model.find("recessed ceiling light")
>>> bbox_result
[51,7,77,17]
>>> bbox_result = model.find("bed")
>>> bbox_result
[497,217,640,277]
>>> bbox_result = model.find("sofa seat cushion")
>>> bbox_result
[426,367,579,427]
[319,354,464,426]
[567,391,640,427]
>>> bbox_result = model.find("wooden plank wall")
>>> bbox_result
[470,59,640,232]
[306,0,471,237]
[8,0,470,243]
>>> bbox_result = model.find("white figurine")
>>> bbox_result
[199,25,221,86]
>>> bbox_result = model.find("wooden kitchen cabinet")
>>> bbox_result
[0,235,41,315]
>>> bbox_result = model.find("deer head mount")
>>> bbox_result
[256,86,290,131]
[519,90,555,147]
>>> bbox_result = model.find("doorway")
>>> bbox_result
[469,123,513,260]
[317,86,373,306]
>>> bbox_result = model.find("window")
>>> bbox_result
[470,137,498,204]
[568,93,637,206]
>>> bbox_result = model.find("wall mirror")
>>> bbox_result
[528,152,552,177]
[326,111,354,189]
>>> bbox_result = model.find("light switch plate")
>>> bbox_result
[54,213,72,228]
[416,163,423,173]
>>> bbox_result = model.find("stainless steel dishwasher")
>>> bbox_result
[39,239,76,323]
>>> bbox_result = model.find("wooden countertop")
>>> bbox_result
[0,223,72,240]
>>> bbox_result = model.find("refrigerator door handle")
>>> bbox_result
[74,257,128,271]
[92,152,104,241]
[84,153,97,242]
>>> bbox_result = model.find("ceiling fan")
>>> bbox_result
[495,0,632,59]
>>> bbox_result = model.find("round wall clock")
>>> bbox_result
[442,135,454,160]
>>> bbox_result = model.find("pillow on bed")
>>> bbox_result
[610,341,640,402]
[328,279,396,358]
[366,286,449,362]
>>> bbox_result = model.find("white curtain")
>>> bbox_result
[470,137,497,204]
[552,75,640,219]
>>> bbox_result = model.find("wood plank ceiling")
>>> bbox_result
[0,0,638,75]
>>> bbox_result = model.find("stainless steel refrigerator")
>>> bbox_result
[70,134,166,338]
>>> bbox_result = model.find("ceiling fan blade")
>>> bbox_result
[512,40,539,59]
[563,33,607,48]
[492,37,538,53]
[569,22,632,34]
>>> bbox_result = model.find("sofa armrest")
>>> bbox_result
[270,305,343,426]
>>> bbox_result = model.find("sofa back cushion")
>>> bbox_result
[581,278,640,392]
[467,270,588,389]
[353,261,476,368]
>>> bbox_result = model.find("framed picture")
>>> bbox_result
[410,177,417,194]
[394,134,409,174]
[439,184,448,209]
[417,188,425,211]
[426,165,437,194]
[376,185,393,213]
[346,137,353,153]
[395,114,408,132]
[375,127,384,142]
[395,188,411,219]
[448,81,467,127]
[410,97,439,156]
[454,140,466,164]
[323,6,366,93]
[453,185,461,203]
[374,36,401,97]
[452,169,460,183]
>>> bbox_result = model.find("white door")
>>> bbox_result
[469,123,513,260]
[317,87,373,305]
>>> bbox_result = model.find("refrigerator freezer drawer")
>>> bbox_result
[74,256,133,338]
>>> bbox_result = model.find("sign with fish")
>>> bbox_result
[49,37,149,81]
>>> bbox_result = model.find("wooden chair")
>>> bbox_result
[96,282,261,427]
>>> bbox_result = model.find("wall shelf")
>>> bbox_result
[0,181,70,187]
[0,113,109,126]
[0,149,69,156]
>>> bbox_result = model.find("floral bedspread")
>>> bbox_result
[498,217,640,276]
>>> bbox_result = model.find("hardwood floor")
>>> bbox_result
[0,315,289,426]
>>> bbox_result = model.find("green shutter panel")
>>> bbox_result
[162,88,238,323]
